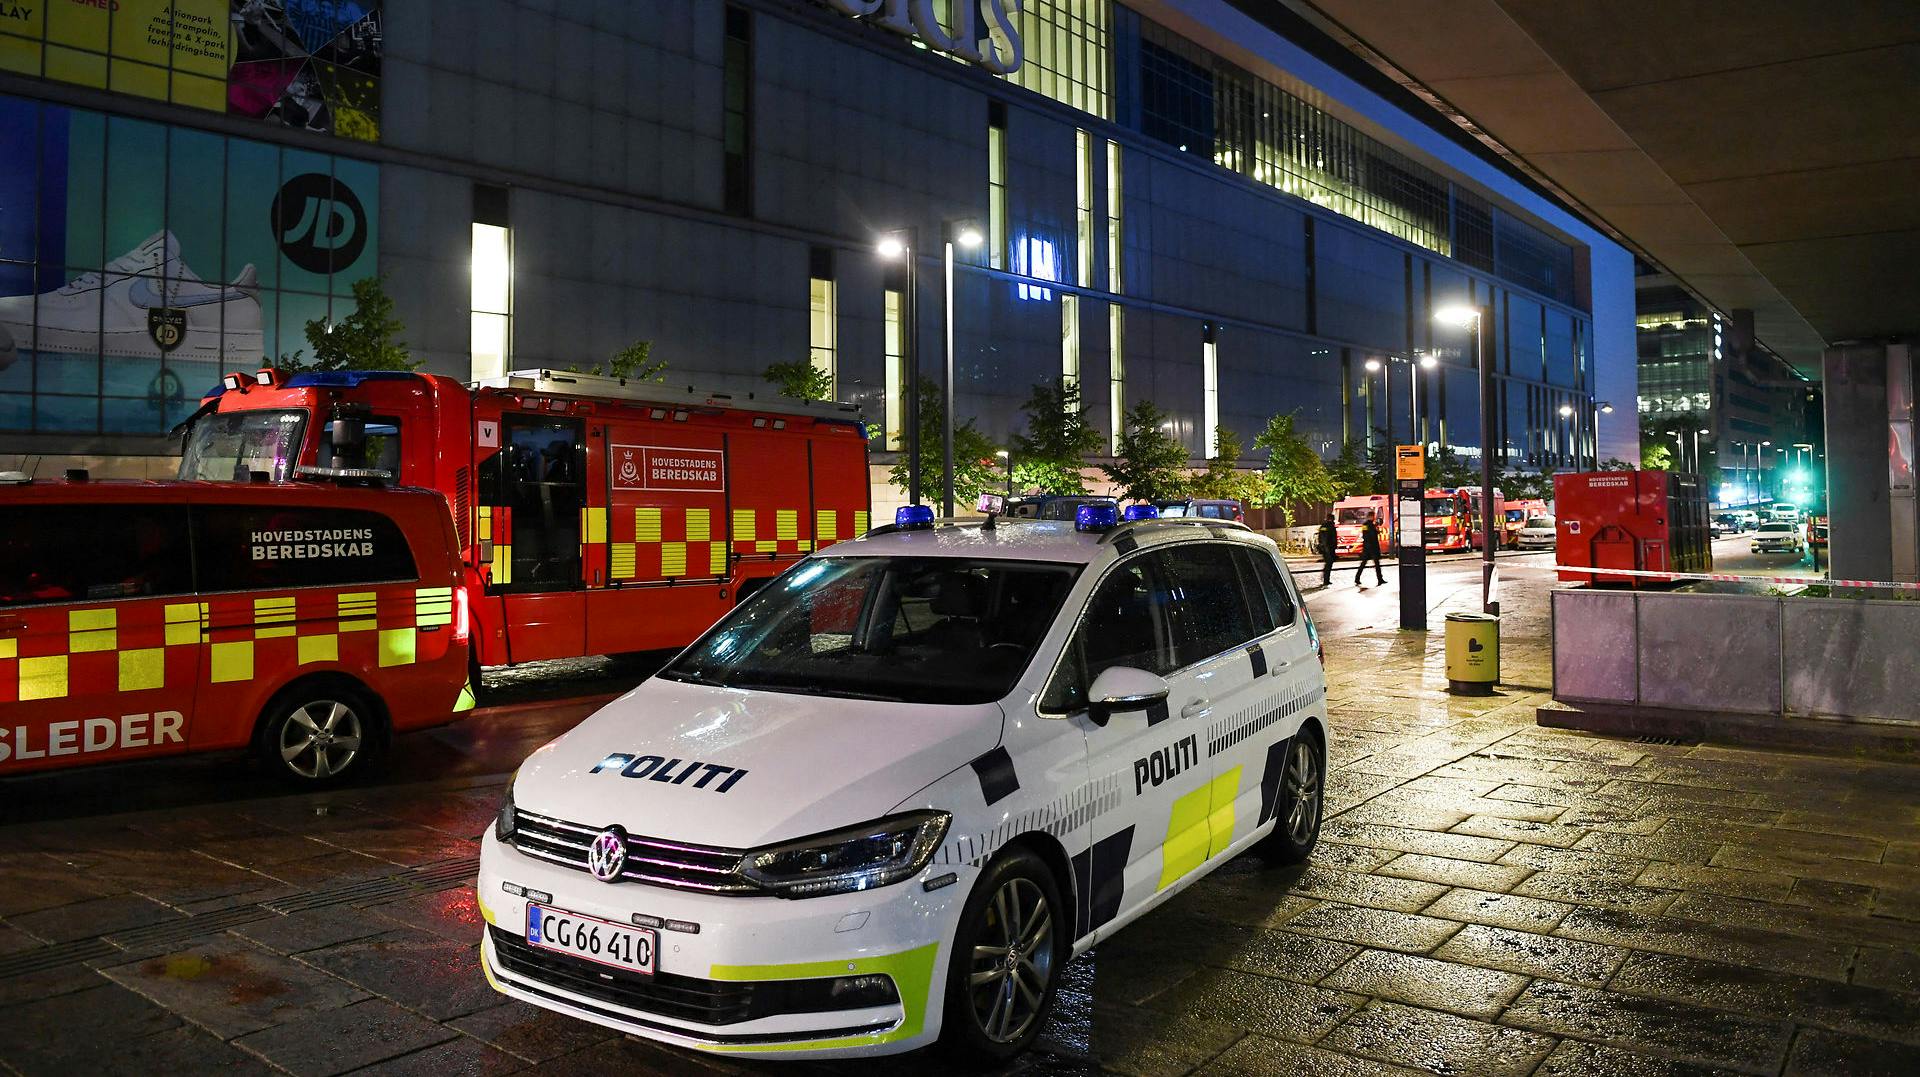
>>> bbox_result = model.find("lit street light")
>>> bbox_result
[996,449,1012,496]
[942,220,984,519]
[1432,303,1497,615]
[1363,353,1437,450]
[876,230,919,505]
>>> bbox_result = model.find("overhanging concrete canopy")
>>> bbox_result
[1268,0,1920,375]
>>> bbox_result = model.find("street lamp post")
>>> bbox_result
[940,221,984,518]
[1365,354,1437,448]
[876,231,919,505]
[996,449,1012,496]
[1435,304,1497,615]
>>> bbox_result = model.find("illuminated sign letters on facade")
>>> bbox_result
[825,0,1025,74]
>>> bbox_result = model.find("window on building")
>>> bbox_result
[1075,129,1094,287]
[471,184,512,381]
[884,288,906,450]
[1005,0,1111,118]
[809,247,837,395]
[1202,324,1219,458]
[723,6,752,216]
[1106,139,1123,293]
[1062,294,1080,388]
[1109,305,1126,454]
[988,101,1008,270]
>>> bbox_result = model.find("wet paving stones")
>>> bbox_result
[1281,902,1464,954]
[231,997,459,1076]
[1320,1000,1557,1077]
[1420,888,1572,932]
[1146,966,1364,1043]
[1377,852,1536,892]
[1320,948,1529,1019]
[1500,980,1794,1074]
[300,930,498,1022]
[99,936,369,1039]
[1433,924,1626,987]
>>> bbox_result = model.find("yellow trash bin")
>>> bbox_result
[1445,612,1499,695]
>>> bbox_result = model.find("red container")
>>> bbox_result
[1552,470,1712,586]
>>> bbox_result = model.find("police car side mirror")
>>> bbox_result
[1086,666,1170,726]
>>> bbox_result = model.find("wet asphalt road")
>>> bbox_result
[2,560,1917,1075]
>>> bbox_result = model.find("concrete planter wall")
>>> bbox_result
[1552,588,1920,724]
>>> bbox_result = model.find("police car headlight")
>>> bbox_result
[494,780,517,843]
[741,811,950,899]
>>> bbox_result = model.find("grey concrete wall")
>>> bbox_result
[1823,344,1894,581]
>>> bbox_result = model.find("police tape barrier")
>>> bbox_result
[1552,563,1920,591]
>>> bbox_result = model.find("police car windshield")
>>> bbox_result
[180,409,308,482]
[662,556,1079,706]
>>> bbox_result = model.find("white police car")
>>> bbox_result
[476,503,1329,1061]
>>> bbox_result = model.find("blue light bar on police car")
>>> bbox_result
[895,505,936,530]
[1075,503,1120,531]
[1122,504,1159,521]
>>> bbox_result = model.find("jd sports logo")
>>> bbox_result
[147,308,185,353]
[271,173,368,274]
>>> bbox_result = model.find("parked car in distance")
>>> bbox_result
[1712,513,1744,536]
[1806,515,1829,550]
[1516,514,1557,549]
[1751,520,1804,555]
[1155,498,1245,522]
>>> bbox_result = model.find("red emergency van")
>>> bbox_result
[177,368,871,671]
[1332,494,1392,557]
[0,477,472,784]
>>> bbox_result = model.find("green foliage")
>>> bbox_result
[1104,400,1191,502]
[1499,466,1557,501]
[1428,445,1482,490]
[1253,412,1337,530]
[1641,442,1674,470]
[886,377,1003,508]
[762,358,834,402]
[1011,379,1103,495]
[1598,457,1636,472]
[1327,437,1375,498]
[280,275,415,372]
[1189,426,1259,503]
[569,340,666,381]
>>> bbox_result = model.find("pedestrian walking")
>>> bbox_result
[1316,514,1338,587]
[1355,513,1386,586]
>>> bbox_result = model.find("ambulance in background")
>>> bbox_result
[177,368,871,673]
[0,476,471,785]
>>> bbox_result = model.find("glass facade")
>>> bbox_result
[809,275,837,392]
[1006,0,1111,119]
[0,91,379,435]
[1636,307,1714,417]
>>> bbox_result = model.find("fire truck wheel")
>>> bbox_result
[256,679,387,786]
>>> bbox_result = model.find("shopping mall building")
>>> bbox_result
[0,0,1635,492]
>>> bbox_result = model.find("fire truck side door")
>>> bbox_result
[490,415,588,662]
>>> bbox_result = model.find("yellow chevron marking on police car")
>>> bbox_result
[210,641,253,683]
[69,608,116,653]
[254,596,297,639]
[338,592,379,632]
[379,628,416,667]
[686,508,711,542]
[816,510,837,542]
[164,602,202,646]
[583,506,607,544]
[1208,766,1241,857]
[118,648,164,692]
[19,655,68,700]
[635,507,662,543]
[732,509,756,543]
[609,543,636,578]
[299,634,338,665]
[661,542,687,577]
[704,942,940,1054]
[1159,785,1212,890]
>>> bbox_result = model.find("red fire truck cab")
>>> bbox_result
[1552,470,1712,586]
[1332,494,1392,557]
[1422,489,1473,552]
[180,368,871,670]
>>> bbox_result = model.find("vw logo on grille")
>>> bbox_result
[587,827,628,882]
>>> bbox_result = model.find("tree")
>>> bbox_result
[1641,442,1673,470]
[887,376,1002,508]
[569,339,666,381]
[1011,378,1103,495]
[1104,400,1190,502]
[1597,457,1636,472]
[762,358,834,402]
[281,275,415,372]
[1189,426,1258,502]
[1253,412,1337,530]
[1327,437,1374,498]
[1428,445,1482,490]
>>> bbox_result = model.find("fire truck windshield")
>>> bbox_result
[1424,496,1458,517]
[1336,508,1374,525]
[179,409,308,482]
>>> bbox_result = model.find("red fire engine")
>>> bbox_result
[179,368,871,669]
[1331,494,1392,557]
[1422,489,1474,552]
[1552,469,1712,585]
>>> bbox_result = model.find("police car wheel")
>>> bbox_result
[943,848,1063,1062]
[260,688,376,785]
[1259,732,1323,865]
